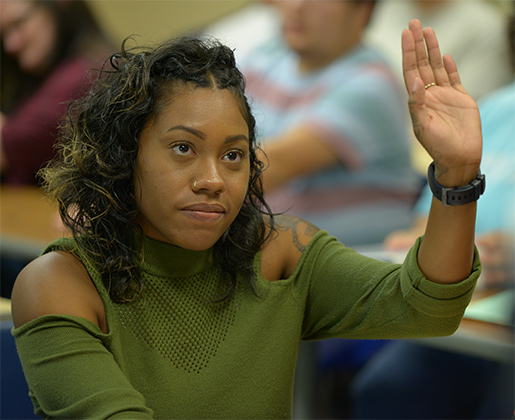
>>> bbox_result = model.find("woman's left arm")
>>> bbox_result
[402,20,483,284]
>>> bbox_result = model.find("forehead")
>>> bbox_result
[157,84,245,118]
[150,85,249,134]
[0,0,32,24]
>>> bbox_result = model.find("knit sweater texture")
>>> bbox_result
[13,231,480,418]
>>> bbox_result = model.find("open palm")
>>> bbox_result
[402,19,482,180]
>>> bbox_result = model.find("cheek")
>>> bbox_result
[132,156,160,212]
[27,14,56,56]
[231,169,251,206]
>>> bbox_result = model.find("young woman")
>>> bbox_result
[0,0,112,185]
[10,20,483,418]
[0,0,113,299]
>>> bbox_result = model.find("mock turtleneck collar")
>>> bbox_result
[135,233,214,279]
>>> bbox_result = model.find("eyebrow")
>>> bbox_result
[167,125,249,144]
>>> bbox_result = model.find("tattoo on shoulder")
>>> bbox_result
[276,215,319,253]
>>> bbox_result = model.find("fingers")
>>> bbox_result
[422,27,449,87]
[402,19,462,93]
[410,20,435,85]
[443,54,468,94]
[402,27,418,94]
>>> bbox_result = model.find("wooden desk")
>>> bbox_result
[412,316,514,364]
[411,291,514,364]
[0,297,12,321]
[0,186,66,259]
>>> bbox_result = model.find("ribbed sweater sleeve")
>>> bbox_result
[300,235,480,340]
[12,315,154,419]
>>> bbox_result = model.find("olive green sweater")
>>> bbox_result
[13,231,480,419]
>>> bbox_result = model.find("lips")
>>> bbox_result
[180,203,227,222]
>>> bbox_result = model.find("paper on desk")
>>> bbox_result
[464,289,514,326]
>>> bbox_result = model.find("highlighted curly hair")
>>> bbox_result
[40,36,273,302]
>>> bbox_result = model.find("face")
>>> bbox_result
[277,0,366,68]
[0,0,58,75]
[133,85,251,251]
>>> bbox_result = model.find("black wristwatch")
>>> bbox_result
[427,162,486,206]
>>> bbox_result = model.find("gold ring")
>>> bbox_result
[424,82,437,89]
[193,181,198,189]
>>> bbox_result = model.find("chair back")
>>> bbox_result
[1,321,39,419]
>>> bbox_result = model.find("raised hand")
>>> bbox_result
[402,19,482,186]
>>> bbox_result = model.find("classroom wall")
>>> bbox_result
[86,0,250,46]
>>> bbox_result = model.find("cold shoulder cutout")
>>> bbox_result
[260,214,321,281]
[11,250,107,333]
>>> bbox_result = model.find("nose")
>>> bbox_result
[192,160,225,195]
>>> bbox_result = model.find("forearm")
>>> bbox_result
[418,165,480,283]
[419,198,477,283]
[260,127,339,192]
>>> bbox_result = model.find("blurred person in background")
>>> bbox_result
[0,0,113,298]
[237,0,422,247]
[351,16,515,419]
[0,0,113,185]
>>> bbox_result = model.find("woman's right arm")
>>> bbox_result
[11,252,154,418]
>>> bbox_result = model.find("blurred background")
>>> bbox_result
[86,0,248,45]
[86,0,512,46]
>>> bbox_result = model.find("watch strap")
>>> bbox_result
[427,162,485,206]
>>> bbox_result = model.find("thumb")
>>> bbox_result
[408,77,426,109]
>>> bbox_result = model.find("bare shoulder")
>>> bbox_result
[11,251,107,332]
[261,214,320,280]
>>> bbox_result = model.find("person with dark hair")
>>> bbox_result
[11,20,484,418]
[0,0,113,299]
[0,0,112,185]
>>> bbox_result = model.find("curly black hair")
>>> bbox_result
[39,36,274,303]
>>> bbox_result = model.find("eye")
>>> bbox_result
[222,151,244,163]
[172,142,194,156]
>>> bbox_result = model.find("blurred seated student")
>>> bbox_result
[237,0,422,246]
[0,0,112,185]
[351,79,515,420]
[10,20,485,418]
[0,0,112,299]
